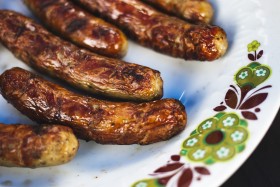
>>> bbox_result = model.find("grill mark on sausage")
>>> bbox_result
[39,0,57,9]
[15,25,26,38]
[91,26,115,43]
[122,67,144,82]
[65,18,88,33]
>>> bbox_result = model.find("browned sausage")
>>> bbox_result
[73,0,228,61]
[142,0,214,24]
[0,67,187,145]
[24,0,128,58]
[0,10,162,102]
[0,123,79,168]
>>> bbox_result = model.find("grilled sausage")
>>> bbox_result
[142,0,214,24]
[0,123,79,168]
[0,67,187,145]
[0,10,162,101]
[73,0,228,61]
[24,0,128,58]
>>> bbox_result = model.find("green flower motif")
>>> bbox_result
[202,120,213,130]
[192,149,206,160]
[181,113,249,164]
[231,131,245,142]
[186,137,199,147]
[216,147,230,158]
[223,117,236,127]
[238,71,248,80]
[256,68,267,77]
[247,40,260,52]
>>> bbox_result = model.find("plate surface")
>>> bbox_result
[0,0,280,187]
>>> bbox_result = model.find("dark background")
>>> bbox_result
[222,108,280,186]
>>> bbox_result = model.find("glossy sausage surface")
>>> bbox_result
[24,0,128,58]
[142,0,214,23]
[0,67,187,145]
[74,0,228,61]
[0,123,79,168]
[0,10,162,101]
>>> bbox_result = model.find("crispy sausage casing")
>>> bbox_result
[0,68,187,145]
[74,0,228,61]
[142,0,214,24]
[0,124,79,168]
[24,0,128,58]
[0,10,163,101]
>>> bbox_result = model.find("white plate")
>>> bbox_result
[0,0,280,186]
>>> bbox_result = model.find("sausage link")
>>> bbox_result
[0,67,187,145]
[142,0,214,24]
[74,0,228,61]
[0,10,162,101]
[24,0,128,58]
[0,123,79,168]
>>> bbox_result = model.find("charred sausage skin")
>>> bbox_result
[24,0,128,58]
[74,0,228,61]
[0,68,187,145]
[142,0,214,24]
[0,10,163,101]
[0,124,78,168]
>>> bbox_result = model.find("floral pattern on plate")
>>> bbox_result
[214,40,272,120]
[132,155,210,187]
[180,112,248,164]
[132,40,272,187]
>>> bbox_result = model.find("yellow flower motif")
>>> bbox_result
[247,40,260,52]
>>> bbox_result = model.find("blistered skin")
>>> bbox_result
[0,10,162,101]
[24,0,128,58]
[143,0,214,24]
[0,68,187,145]
[74,0,228,61]
[0,124,79,168]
